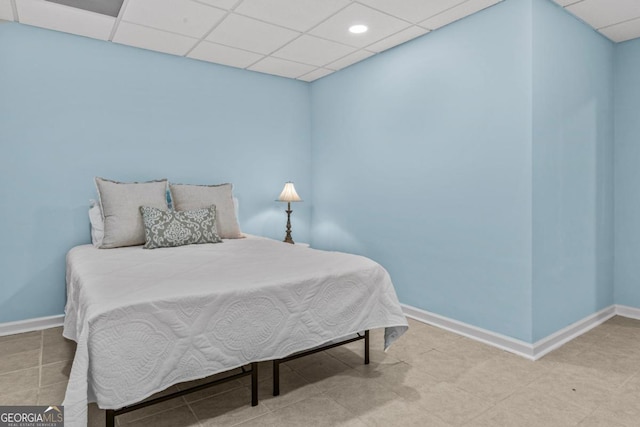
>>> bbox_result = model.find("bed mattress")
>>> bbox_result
[62,235,408,426]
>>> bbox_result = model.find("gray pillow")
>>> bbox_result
[140,205,222,249]
[169,183,242,239]
[95,177,169,248]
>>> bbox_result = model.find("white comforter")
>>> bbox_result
[62,236,408,427]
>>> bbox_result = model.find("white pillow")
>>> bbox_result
[89,199,104,247]
[169,183,242,239]
[89,185,239,245]
[95,177,169,248]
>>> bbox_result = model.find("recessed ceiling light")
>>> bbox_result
[349,24,368,34]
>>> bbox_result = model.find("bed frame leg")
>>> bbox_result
[106,409,115,427]
[364,330,370,365]
[251,362,258,406]
[272,360,280,396]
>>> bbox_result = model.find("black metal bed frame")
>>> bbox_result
[272,330,369,396]
[103,330,369,426]
[105,362,258,427]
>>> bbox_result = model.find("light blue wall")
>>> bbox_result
[310,0,535,341]
[531,0,614,340]
[0,0,630,342]
[614,38,640,309]
[0,22,311,323]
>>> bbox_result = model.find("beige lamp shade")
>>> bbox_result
[278,182,302,202]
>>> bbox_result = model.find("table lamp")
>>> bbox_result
[277,182,302,244]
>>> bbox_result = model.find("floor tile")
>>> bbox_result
[238,360,284,386]
[234,395,357,427]
[577,409,630,427]
[593,389,640,426]
[323,374,402,414]
[357,398,453,427]
[38,382,68,405]
[42,338,76,364]
[190,386,269,427]
[465,406,542,427]
[0,388,39,405]
[41,359,73,386]
[493,386,590,426]
[0,348,41,374]
[287,352,360,391]
[606,315,640,327]
[116,386,187,424]
[177,372,244,403]
[525,368,619,410]
[0,367,40,392]
[326,341,401,369]
[88,403,107,427]
[438,336,504,362]
[411,382,492,425]
[258,367,323,412]
[621,371,640,392]
[43,326,65,341]
[408,349,477,383]
[454,353,547,403]
[0,334,41,357]
[119,405,199,427]
[357,360,439,400]
[0,330,41,343]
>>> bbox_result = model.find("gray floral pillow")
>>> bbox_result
[140,205,222,249]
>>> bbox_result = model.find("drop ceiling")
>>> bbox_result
[554,0,640,42]
[0,1,638,82]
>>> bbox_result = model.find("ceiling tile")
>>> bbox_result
[17,0,115,40]
[599,17,640,42]
[420,0,501,31]
[309,3,411,48]
[365,25,428,52]
[193,0,238,10]
[122,0,226,38]
[357,0,467,23]
[326,49,375,70]
[234,0,350,32]
[567,0,640,30]
[272,35,355,67]
[206,13,300,54]
[0,0,14,20]
[248,56,315,78]
[113,21,198,55]
[553,0,581,6]
[298,68,334,82]
[188,40,263,67]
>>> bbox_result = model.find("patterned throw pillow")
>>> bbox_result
[140,205,222,249]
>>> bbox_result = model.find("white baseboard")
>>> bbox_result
[401,304,536,360]
[0,314,64,337]
[402,303,627,361]
[615,304,640,320]
[531,305,616,359]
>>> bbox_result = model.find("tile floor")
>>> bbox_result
[1,316,640,426]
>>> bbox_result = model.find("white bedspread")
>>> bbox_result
[62,236,408,427]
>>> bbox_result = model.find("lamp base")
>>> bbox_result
[284,204,294,244]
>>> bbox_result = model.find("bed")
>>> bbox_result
[62,235,408,427]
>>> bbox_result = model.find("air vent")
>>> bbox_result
[45,0,125,18]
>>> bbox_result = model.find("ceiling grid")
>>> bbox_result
[4,0,639,81]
